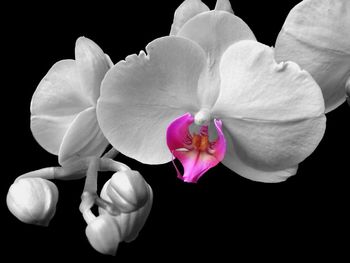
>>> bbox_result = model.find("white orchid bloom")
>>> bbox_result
[275,0,350,112]
[31,37,112,165]
[97,0,326,183]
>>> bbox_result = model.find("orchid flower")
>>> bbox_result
[31,37,112,165]
[275,0,350,113]
[97,0,326,183]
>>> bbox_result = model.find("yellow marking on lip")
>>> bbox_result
[192,134,210,152]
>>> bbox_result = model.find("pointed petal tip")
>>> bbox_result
[75,36,100,54]
[75,36,95,47]
[170,0,210,36]
[215,0,234,13]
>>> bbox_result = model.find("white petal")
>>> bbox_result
[31,115,77,155]
[170,0,209,36]
[275,0,350,112]
[31,59,91,154]
[177,11,256,108]
[221,117,324,182]
[214,0,233,13]
[97,37,207,164]
[58,107,108,165]
[213,40,326,179]
[221,128,298,183]
[105,53,114,68]
[75,37,111,105]
[177,11,255,64]
[214,40,325,120]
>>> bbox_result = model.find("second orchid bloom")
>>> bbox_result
[31,37,112,165]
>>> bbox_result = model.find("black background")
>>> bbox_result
[2,0,349,261]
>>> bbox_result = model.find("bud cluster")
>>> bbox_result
[85,170,153,256]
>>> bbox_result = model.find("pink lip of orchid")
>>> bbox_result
[97,0,326,183]
[166,113,226,183]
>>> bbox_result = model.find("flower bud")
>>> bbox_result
[85,214,121,256]
[6,178,58,226]
[123,185,153,243]
[106,170,149,213]
[99,182,153,243]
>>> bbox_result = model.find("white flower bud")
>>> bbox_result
[6,178,58,226]
[106,170,150,213]
[99,181,153,243]
[85,214,121,256]
[123,185,153,243]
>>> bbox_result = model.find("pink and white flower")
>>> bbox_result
[97,0,326,183]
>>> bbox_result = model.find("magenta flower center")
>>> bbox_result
[166,113,226,183]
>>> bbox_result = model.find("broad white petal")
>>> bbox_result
[97,37,207,164]
[275,0,350,112]
[170,0,209,36]
[31,59,91,154]
[58,107,108,165]
[221,128,298,183]
[221,117,323,182]
[213,40,326,179]
[75,37,111,105]
[177,11,256,108]
[214,40,325,120]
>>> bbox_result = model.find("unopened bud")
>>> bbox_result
[6,178,58,226]
[99,181,153,243]
[85,214,121,256]
[106,170,149,213]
